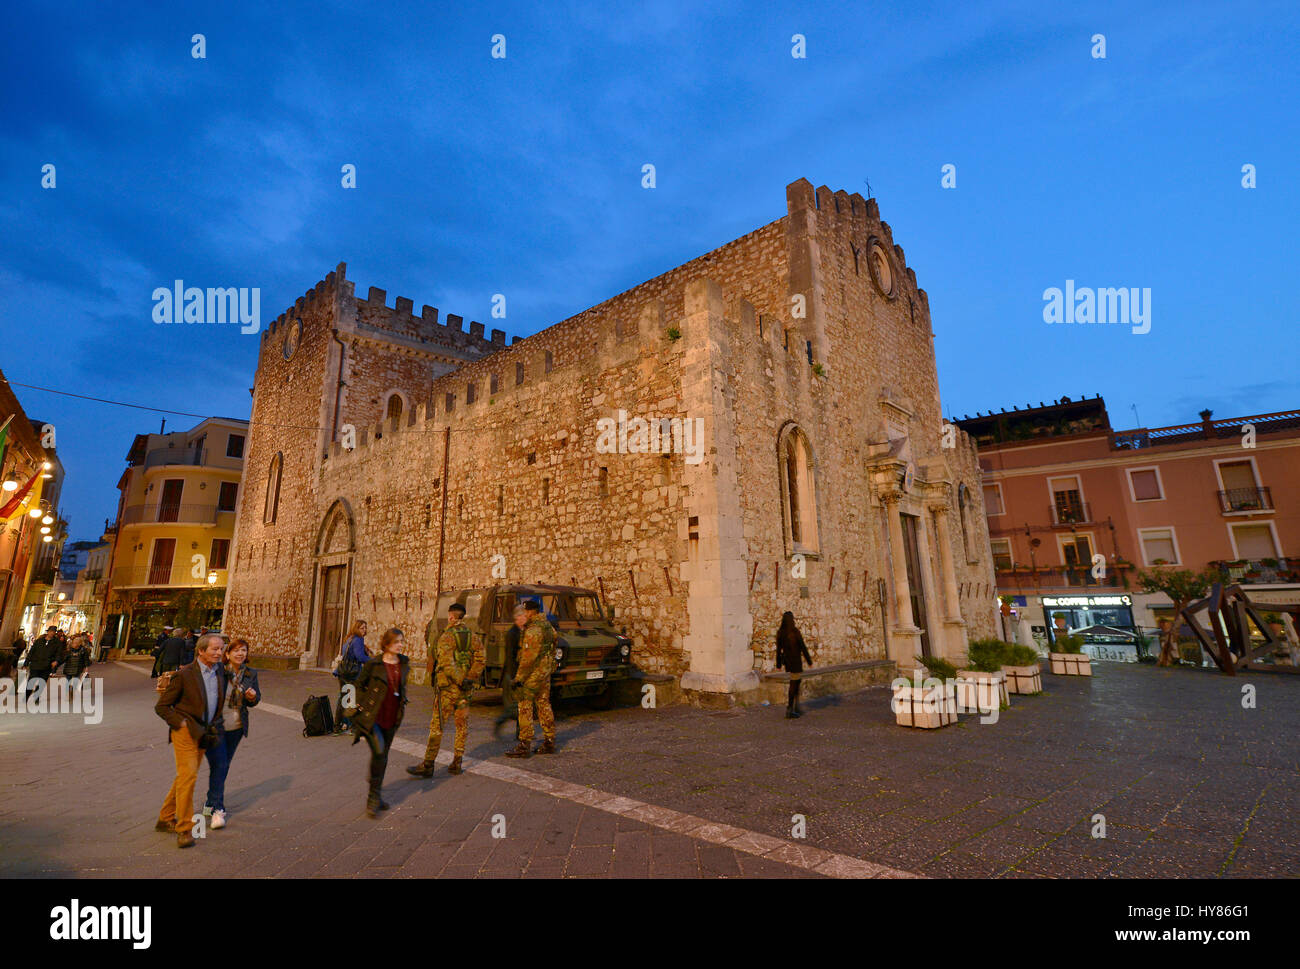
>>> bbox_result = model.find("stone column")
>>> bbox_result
[930,505,962,621]
[679,278,757,697]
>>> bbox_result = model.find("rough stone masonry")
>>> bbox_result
[223,178,997,702]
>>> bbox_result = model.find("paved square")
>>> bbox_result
[1,659,1296,878]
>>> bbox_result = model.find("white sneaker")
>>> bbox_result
[211,809,227,829]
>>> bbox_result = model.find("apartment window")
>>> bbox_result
[778,424,820,554]
[218,481,239,512]
[1229,522,1279,560]
[1127,467,1163,501]
[263,453,282,523]
[990,538,1013,571]
[210,538,230,570]
[1049,475,1086,524]
[1138,528,1180,566]
[226,434,245,459]
[1216,459,1265,511]
[982,483,1004,517]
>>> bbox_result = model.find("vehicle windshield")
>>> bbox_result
[573,595,603,621]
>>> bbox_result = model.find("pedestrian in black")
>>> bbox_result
[155,627,190,675]
[23,626,61,698]
[775,611,813,719]
[10,634,25,670]
[347,628,410,818]
[492,604,527,738]
[182,628,197,666]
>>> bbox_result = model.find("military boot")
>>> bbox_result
[534,739,555,755]
[447,756,464,775]
[505,741,531,758]
[406,761,436,778]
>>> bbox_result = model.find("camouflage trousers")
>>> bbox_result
[516,682,554,743]
[423,687,469,760]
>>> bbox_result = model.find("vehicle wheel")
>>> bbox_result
[585,686,614,710]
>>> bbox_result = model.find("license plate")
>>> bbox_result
[585,670,605,679]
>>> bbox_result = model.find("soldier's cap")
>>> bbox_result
[523,598,542,612]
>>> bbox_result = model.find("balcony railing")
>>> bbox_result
[119,503,222,526]
[1217,487,1273,513]
[1208,558,1298,584]
[1049,500,1092,526]
[996,562,1134,589]
[144,446,206,469]
[110,566,217,589]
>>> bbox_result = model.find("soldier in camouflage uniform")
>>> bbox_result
[506,599,557,758]
[407,603,484,777]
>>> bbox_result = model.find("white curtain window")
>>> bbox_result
[1233,524,1277,560]
[991,539,1012,570]
[1140,529,1178,565]
[982,483,1004,516]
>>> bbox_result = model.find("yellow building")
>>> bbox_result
[101,417,247,654]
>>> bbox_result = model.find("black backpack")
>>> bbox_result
[301,694,335,737]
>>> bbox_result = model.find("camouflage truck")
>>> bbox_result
[424,584,634,706]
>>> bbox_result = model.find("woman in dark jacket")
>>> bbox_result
[775,612,813,719]
[332,619,369,734]
[203,638,261,829]
[348,628,409,818]
[61,634,93,679]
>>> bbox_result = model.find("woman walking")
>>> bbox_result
[61,633,93,681]
[349,628,409,818]
[775,611,813,719]
[333,619,369,734]
[203,638,261,829]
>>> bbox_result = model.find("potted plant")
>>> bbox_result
[891,654,958,729]
[957,639,1010,714]
[1000,642,1044,694]
[1049,632,1092,676]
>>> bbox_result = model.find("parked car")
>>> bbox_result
[426,584,634,706]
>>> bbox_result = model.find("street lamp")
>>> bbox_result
[41,514,54,525]
[42,534,52,543]
[40,525,51,535]
[40,461,53,479]
[207,571,218,586]
[2,472,17,492]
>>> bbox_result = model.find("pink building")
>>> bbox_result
[956,397,1300,659]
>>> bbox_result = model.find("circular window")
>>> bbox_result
[868,241,894,298]
[282,318,303,360]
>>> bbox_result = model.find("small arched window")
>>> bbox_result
[778,424,819,554]
[957,483,973,563]
[386,393,404,423]
[263,452,282,524]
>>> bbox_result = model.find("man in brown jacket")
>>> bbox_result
[154,633,227,848]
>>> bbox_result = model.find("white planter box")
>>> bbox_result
[1050,652,1092,676]
[1001,663,1043,695]
[892,682,957,729]
[955,669,1008,713]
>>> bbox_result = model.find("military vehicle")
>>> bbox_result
[425,584,634,706]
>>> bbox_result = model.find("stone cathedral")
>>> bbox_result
[223,178,997,702]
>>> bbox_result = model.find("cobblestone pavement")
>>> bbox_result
[2,659,1296,878]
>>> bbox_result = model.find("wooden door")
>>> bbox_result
[901,514,931,657]
[318,565,348,667]
[158,479,184,522]
[149,538,175,586]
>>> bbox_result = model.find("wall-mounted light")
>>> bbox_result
[28,506,42,519]
[42,534,52,543]
[2,472,17,492]
[207,571,218,586]
[40,525,51,535]
[57,592,66,601]
[40,462,53,479]
[42,514,54,525]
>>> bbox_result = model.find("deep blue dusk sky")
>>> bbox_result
[2,1,1297,541]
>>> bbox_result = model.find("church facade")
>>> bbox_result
[222,178,997,700]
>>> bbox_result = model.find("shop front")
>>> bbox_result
[1042,593,1141,662]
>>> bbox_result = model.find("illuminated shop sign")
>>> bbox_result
[1041,595,1132,608]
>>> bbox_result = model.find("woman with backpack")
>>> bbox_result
[203,638,260,830]
[332,619,368,734]
[348,627,410,818]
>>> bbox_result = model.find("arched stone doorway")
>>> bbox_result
[312,498,356,668]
